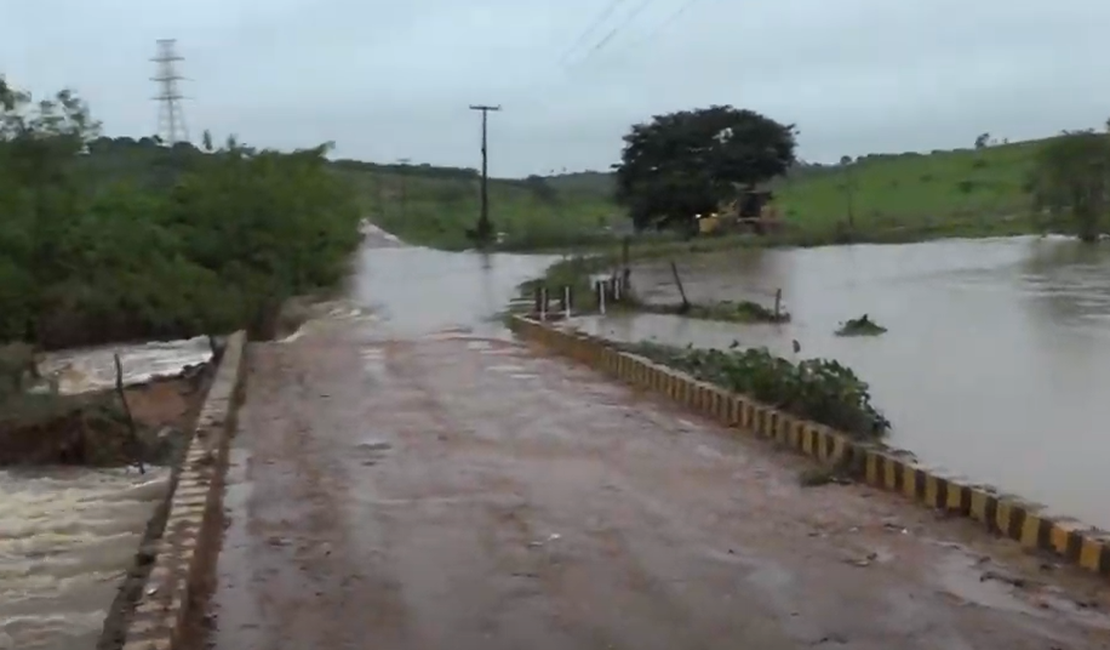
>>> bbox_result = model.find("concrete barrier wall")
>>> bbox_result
[509,316,1110,579]
[120,330,247,650]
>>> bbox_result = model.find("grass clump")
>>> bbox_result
[619,341,890,439]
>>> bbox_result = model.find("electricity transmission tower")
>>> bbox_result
[151,39,190,145]
[468,104,501,245]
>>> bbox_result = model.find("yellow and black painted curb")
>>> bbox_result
[121,331,248,650]
[509,315,1110,579]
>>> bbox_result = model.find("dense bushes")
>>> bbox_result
[621,341,890,439]
[0,77,362,348]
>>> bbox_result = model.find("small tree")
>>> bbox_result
[1027,130,1110,242]
[974,133,990,149]
[613,105,797,232]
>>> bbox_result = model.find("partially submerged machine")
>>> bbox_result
[697,187,782,236]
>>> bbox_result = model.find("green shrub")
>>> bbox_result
[621,341,890,439]
[0,77,362,348]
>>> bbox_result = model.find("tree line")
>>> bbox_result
[0,77,363,349]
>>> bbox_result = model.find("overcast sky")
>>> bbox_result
[4,0,1110,177]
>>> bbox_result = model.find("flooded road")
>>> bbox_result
[349,226,560,337]
[574,235,1110,528]
[204,231,1110,650]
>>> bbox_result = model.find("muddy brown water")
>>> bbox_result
[572,235,1110,529]
[204,228,1110,650]
[1,342,212,648]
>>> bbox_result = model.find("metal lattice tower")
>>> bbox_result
[151,39,190,145]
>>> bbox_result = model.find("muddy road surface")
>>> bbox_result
[200,234,1110,650]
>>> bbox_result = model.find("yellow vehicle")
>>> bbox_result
[697,212,721,235]
[696,189,780,236]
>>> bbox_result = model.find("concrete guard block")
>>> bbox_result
[119,331,248,650]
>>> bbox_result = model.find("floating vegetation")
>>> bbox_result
[835,314,887,337]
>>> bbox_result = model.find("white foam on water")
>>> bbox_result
[0,467,171,648]
[37,336,212,395]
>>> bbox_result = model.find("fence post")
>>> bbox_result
[540,287,548,321]
[564,286,572,319]
[598,281,607,315]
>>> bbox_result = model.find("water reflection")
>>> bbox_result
[578,236,1110,528]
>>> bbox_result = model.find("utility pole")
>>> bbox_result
[397,157,411,219]
[469,104,501,245]
[374,173,385,220]
[151,39,190,146]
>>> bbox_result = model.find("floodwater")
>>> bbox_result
[351,225,560,336]
[572,235,1110,529]
[1,338,211,648]
[0,468,171,649]
[37,336,213,395]
[208,228,1110,650]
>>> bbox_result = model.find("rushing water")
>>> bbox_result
[0,468,171,649]
[1,337,211,649]
[37,337,213,396]
[572,235,1110,529]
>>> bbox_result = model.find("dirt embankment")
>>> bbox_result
[0,362,213,467]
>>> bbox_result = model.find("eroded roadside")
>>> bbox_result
[197,317,1110,650]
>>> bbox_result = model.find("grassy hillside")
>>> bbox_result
[355,138,1055,249]
[333,161,619,250]
[773,139,1044,241]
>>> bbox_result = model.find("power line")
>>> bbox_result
[624,0,707,50]
[565,0,661,69]
[150,39,190,145]
[558,0,633,66]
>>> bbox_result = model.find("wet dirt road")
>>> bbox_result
[206,317,1110,649]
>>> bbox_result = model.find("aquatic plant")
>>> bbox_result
[643,299,790,324]
[620,341,890,439]
[835,314,887,337]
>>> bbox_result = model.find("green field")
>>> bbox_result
[353,137,1056,250]
[334,162,619,251]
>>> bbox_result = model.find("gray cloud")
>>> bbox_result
[4,0,1110,177]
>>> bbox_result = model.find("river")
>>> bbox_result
[571,235,1110,530]
[0,338,212,649]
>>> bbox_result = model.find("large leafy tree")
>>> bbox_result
[1027,129,1110,242]
[613,105,798,231]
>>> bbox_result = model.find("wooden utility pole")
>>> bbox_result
[469,104,501,245]
[397,157,411,219]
